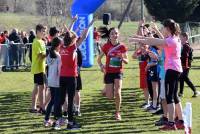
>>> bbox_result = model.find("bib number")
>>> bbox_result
[109,57,122,68]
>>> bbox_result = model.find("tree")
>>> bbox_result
[144,0,200,23]
[0,0,7,12]
[189,1,200,21]
[36,0,69,27]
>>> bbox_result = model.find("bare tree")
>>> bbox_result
[35,0,70,27]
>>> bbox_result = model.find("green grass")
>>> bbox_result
[0,13,71,31]
[0,55,200,134]
[0,13,41,30]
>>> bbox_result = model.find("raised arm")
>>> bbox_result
[129,36,166,47]
[76,19,95,47]
[137,20,145,36]
[146,49,159,61]
[68,15,78,31]
[151,22,164,39]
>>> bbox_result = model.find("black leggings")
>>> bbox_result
[45,87,57,121]
[165,69,180,104]
[54,77,76,122]
[179,68,196,94]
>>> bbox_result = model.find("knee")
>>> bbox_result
[106,93,114,100]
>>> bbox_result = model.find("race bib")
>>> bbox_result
[109,57,122,68]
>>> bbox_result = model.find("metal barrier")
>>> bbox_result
[0,43,32,71]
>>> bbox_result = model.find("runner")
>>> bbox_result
[97,27,128,121]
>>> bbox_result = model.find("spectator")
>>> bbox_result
[179,32,199,97]
[8,28,23,70]
[93,27,101,56]
[0,30,9,44]
[20,31,28,65]
[30,24,47,115]
[130,19,185,131]
[28,30,36,62]
[44,37,62,127]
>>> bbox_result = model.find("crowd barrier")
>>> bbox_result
[0,43,32,71]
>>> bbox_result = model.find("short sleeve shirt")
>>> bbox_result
[31,38,46,74]
[60,44,78,77]
[101,42,127,73]
[164,36,182,72]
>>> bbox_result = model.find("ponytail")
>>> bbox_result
[49,37,62,58]
[98,26,110,38]
[98,27,117,39]
[163,19,180,36]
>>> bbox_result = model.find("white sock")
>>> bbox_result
[75,104,79,111]
[152,100,157,108]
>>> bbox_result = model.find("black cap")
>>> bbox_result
[49,27,59,36]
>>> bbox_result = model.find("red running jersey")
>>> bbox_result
[101,42,127,73]
[60,44,78,77]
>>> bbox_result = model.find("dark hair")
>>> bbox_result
[4,30,8,34]
[49,37,62,58]
[181,32,189,39]
[153,34,159,38]
[144,24,150,28]
[63,31,77,46]
[163,19,180,36]
[98,26,116,39]
[49,26,59,37]
[30,30,35,36]
[36,24,45,34]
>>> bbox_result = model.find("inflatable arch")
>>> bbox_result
[71,0,106,68]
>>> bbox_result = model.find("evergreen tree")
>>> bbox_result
[144,0,200,23]
[189,1,200,21]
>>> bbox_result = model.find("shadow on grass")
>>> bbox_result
[0,88,160,133]
[81,67,138,72]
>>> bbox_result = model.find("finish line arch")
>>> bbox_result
[71,0,106,68]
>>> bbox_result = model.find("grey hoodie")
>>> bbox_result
[47,52,61,87]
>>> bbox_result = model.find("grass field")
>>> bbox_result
[0,55,200,134]
[0,13,200,134]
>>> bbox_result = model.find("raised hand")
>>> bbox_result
[151,21,158,31]
[63,24,69,32]
[72,14,78,22]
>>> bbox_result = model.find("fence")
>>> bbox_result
[184,22,200,45]
[0,43,32,71]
